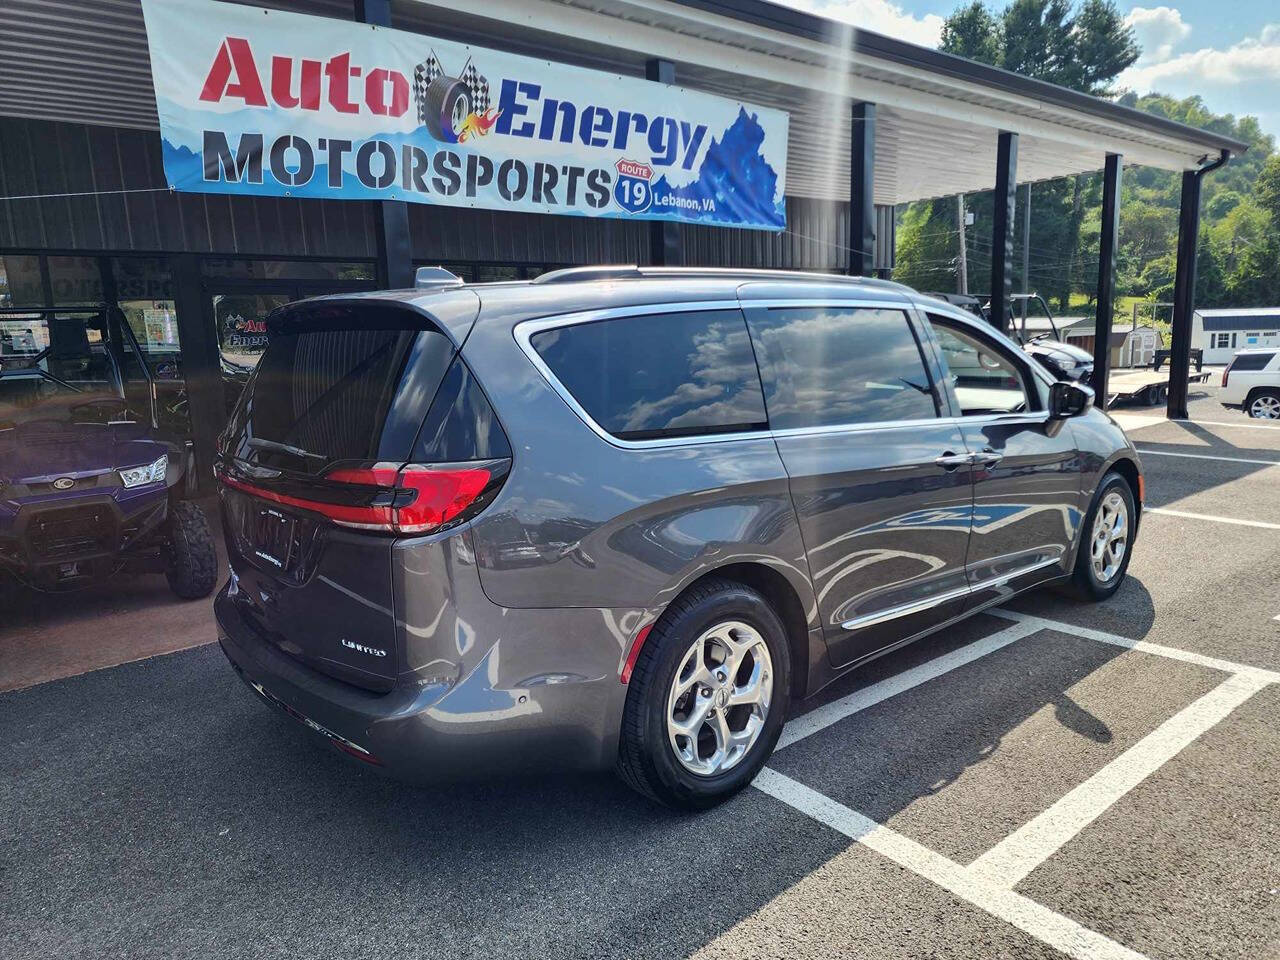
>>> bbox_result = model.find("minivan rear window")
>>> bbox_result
[529,309,767,441]
[225,304,456,474]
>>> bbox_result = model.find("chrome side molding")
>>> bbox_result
[840,556,1062,631]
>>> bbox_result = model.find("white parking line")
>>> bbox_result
[1169,419,1280,431]
[1118,417,1280,433]
[776,620,1041,749]
[754,607,1279,960]
[988,609,1280,683]
[1145,506,1280,530]
[1135,448,1280,466]
[754,769,1149,960]
[967,671,1271,888]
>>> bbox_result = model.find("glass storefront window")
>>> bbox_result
[202,259,375,281]
[47,256,104,305]
[0,255,44,307]
[113,257,175,301]
[474,265,520,283]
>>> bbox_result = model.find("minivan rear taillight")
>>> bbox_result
[1222,361,1232,388]
[217,461,507,535]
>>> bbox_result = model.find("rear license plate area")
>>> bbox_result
[249,505,296,571]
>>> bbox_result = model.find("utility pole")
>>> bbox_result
[1021,182,1032,323]
[956,194,968,295]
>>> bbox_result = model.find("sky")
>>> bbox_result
[776,0,1280,141]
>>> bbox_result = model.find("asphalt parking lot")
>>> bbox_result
[3,385,1278,960]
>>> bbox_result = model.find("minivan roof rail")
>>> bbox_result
[531,265,912,291]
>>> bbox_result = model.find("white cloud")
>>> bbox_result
[1121,23,1280,88]
[1125,6,1192,64]
[777,0,944,48]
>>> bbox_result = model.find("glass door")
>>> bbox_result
[212,289,290,417]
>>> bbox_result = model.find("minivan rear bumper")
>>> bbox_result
[215,577,632,781]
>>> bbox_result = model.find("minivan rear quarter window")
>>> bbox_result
[529,309,768,441]
[744,306,938,429]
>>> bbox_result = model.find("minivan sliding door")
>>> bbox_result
[744,303,975,669]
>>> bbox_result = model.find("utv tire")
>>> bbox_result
[1066,471,1135,602]
[165,500,217,600]
[617,578,791,810]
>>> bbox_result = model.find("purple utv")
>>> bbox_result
[0,307,216,598]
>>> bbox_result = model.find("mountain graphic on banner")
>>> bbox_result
[650,109,785,228]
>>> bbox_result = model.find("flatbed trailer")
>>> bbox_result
[1107,367,1214,406]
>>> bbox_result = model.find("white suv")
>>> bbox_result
[1220,348,1280,419]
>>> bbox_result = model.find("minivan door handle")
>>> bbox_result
[971,450,1005,468]
[935,451,972,470]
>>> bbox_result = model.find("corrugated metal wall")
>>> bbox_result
[0,117,893,271]
[0,118,380,258]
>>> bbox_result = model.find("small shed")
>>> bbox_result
[1193,309,1280,363]
[1020,316,1158,367]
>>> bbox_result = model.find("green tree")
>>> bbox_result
[940,2,1004,62]
[899,0,1136,300]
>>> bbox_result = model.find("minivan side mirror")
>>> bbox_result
[1049,379,1094,419]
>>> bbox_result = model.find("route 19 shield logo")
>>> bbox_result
[614,158,653,214]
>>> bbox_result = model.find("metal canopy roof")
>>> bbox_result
[0,0,1249,206]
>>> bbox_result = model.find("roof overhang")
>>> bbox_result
[0,0,1248,206]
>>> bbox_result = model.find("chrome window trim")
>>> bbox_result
[742,298,921,311]
[513,300,773,451]
[839,555,1063,631]
[770,410,1049,441]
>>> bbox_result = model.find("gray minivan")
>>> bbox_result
[214,267,1142,809]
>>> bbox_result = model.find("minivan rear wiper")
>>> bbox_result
[245,436,327,461]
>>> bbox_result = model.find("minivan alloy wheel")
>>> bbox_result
[1249,393,1280,419]
[666,620,773,776]
[1090,490,1129,583]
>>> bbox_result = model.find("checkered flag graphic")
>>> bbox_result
[461,63,490,114]
[413,54,444,126]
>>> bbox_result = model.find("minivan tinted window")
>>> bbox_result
[530,310,768,441]
[744,306,937,429]
[928,318,1031,416]
[226,304,455,475]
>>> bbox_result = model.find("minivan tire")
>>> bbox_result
[1067,471,1135,601]
[617,578,791,810]
[165,499,218,600]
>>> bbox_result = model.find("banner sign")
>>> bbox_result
[140,0,789,231]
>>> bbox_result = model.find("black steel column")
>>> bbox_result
[849,102,876,276]
[989,131,1018,333]
[171,254,222,494]
[357,0,414,288]
[1167,169,1202,419]
[1091,153,1122,408]
[645,58,682,266]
